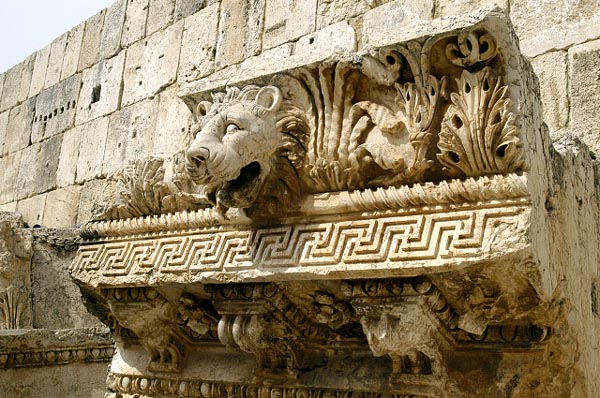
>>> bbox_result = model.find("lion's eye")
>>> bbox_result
[226,123,241,134]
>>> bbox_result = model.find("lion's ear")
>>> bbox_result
[255,86,282,113]
[196,101,213,119]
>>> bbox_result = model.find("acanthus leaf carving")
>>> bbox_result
[437,67,526,178]
[96,153,212,221]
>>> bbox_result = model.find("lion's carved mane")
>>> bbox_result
[185,85,310,216]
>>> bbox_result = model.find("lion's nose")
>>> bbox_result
[186,146,210,168]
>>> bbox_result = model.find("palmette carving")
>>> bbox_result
[0,286,26,330]
[437,68,526,177]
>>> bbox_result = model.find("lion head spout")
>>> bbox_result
[185,85,309,215]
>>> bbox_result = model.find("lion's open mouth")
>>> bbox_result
[218,162,265,208]
[228,162,261,188]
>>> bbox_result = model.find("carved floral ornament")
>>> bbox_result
[98,27,526,222]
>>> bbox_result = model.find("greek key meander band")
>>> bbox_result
[72,201,530,282]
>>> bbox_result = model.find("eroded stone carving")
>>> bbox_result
[186,85,309,214]
[0,213,33,330]
[96,24,525,220]
[71,10,563,398]
[437,67,526,177]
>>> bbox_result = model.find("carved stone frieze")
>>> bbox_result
[0,327,114,369]
[73,199,530,286]
[94,18,529,221]
[107,373,439,398]
[70,9,561,398]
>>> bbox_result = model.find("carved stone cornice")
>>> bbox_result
[107,372,443,398]
[0,327,114,368]
[70,8,557,398]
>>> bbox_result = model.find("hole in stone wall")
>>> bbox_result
[592,281,599,318]
[91,85,102,104]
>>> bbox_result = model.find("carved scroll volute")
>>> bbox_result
[445,30,497,68]
[437,67,526,178]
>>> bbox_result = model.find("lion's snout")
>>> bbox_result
[186,146,210,169]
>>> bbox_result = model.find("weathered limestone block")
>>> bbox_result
[0,212,33,329]
[183,21,355,95]
[15,194,47,228]
[0,203,16,213]
[0,152,21,205]
[263,0,317,49]
[61,23,84,81]
[178,3,219,82]
[31,73,82,143]
[0,62,23,112]
[56,126,83,188]
[29,227,104,327]
[103,98,159,175]
[511,0,600,57]
[100,0,126,59]
[75,117,110,184]
[42,186,81,228]
[215,0,265,68]
[531,51,569,134]
[434,0,507,18]
[28,44,51,97]
[15,135,62,200]
[153,87,193,155]
[544,136,600,397]
[362,0,434,47]
[568,39,600,153]
[147,0,176,35]
[17,54,35,103]
[122,21,183,106]
[174,0,208,21]
[78,10,106,72]
[44,32,68,88]
[0,110,8,156]
[316,0,386,29]
[294,21,357,60]
[238,43,293,78]
[75,51,125,125]
[4,98,36,155]
[121,0,149,48]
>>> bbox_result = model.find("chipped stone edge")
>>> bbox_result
[80,173,529,239]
